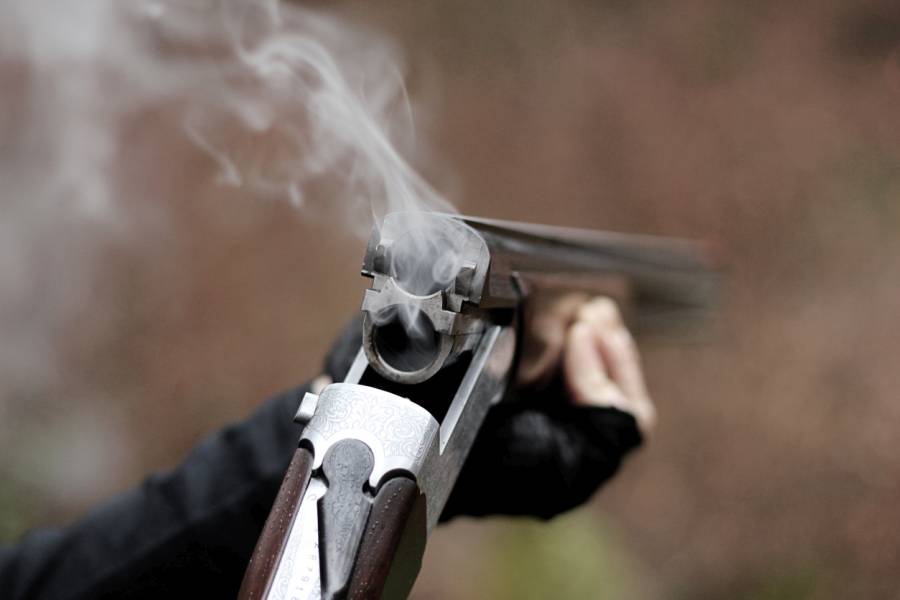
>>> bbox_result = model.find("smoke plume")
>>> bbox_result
[159,0,467,338]
[0,0,459,377]
[0,0,460,504]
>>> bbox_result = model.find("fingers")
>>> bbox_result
[563,297,656,434]
[517,292,588,386]
[576,298,647,401]
[563,320,622,404]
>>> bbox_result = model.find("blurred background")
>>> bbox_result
[2,1,900,598]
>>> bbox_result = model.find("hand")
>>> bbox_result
[518,293,656,434]
[321,296,654,521]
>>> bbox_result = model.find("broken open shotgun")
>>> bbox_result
[238,212,717,600]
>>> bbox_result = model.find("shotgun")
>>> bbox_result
[239,212,717,599]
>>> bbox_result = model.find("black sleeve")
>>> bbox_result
[0,384,308,600]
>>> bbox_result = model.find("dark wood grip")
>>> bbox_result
[347,477,427,600]
[238,447,315,600]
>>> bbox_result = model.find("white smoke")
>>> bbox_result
[0,0,127,397]
[0,0,461,378]
[166,0,457,230]
[0,0,461,505]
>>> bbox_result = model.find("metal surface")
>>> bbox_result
[361,214,490,311]
[293,392,319,426]
[299,384,440,492]
[418,325,514,525]
[360,277,483,384]
[257,211,720,600]
[299,324,513,529]
[359,212,717,383]
[317,440,376,598]
[267,325,514,599]
[360,214,491,384]
[456,213,718,310]
[269,478,326,600]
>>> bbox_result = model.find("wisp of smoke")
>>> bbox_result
[0,0,472,502]
[167,0,458,228]
[164,0,470,339]
[0,0,467,422]
[156,0,470,341]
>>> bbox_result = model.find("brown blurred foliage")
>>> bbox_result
[3,1,900,598]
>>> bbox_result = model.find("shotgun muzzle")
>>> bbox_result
[360,214,490,384]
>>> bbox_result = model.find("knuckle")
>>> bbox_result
[581,296,622,326]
